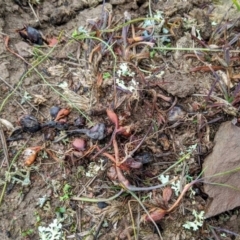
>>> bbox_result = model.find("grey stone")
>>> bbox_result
[203,121,240,218]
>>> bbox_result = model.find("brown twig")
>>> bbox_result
[118,125,152,165]
[28,2,41,23]
[166,179,199,214]
[44,149,62,163]
[93,212,107,240]
[190,65,224,72]
[5,36,32,67]
[0,76,47,118]
[0,125,9,167]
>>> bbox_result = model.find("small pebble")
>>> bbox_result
[72,138,86,151]
[158,133,170,151]
[26,26,43,45]
[86,123,106,140]
[50,106,61,119]
[107,166,117,181]
[74,116,86,127]
[167,106,186,123]
[19,115,41,133]
[135,152,153,164]
[97,202,109,209]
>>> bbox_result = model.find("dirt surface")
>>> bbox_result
[1,0,240,239]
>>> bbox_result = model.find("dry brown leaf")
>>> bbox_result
[144,207,166,222]
[33,94,47,105]
[162,186,173,205]
[106,109,119,129]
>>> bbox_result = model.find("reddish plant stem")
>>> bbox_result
[166,179,199,213]
[112,132,120,164]
[5,36,32,67]
[100,145,180,191]
[99,151,116,164]
[190,65,224,72]
[118,125,151,165]
[92,133,114,159]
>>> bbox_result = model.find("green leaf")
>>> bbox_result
[103,72,111,79]
[71,29,78,38]
[150,50,156,58]
[232,0,240,11]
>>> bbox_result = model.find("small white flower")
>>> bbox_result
[38,219,63,240]
[183,210,205,231]
[158,174,170,184]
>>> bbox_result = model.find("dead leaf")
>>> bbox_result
[47,37,58,47]
[0,118,14,131]
[96,72,103,87]
[144,208,166,222]
[54,108,71,121]
[23,146,42,166]
[106,109,119,129]
[203,121,240,218]
[162,187,173,205]
[33,94,47,105]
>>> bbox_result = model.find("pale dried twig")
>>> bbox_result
[0,76,47,118]
[0,125,9,167]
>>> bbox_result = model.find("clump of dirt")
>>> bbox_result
[1,0,240,240]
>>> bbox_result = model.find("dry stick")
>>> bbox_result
[110,125,133,187]
[162,96,177,113]
[77,208,82,233]
[100,140,161,190]
[209,225,240,237]
[118,125,152,165]
[101,137,177,191]
[44,149,62,163]
[72,189,124,202]
[113,132,120,165]
[0,125,9,167]
[0,31,8,36]
[0,137,30,206]
[3,36,49,118]
[28,2,41,23]
[13,99,27,112]
[124,222,132,240]
[128,199,140,240]
[76,175,98,198]
[100,151,116,164]
[93,212,107,240]
[128,190,163,240]
[92,131,115,159]
[5,36,33,67]
[0,76,47,118]
[209,226,221,240]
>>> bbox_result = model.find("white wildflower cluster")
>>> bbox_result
[38,219,63,240]
[117,62,135,77]
[85,159,105,177]
[116,63,138,93]
[183,210,205,231]
[158,174,181,196]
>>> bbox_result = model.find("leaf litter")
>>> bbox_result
[1,0,240,239]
